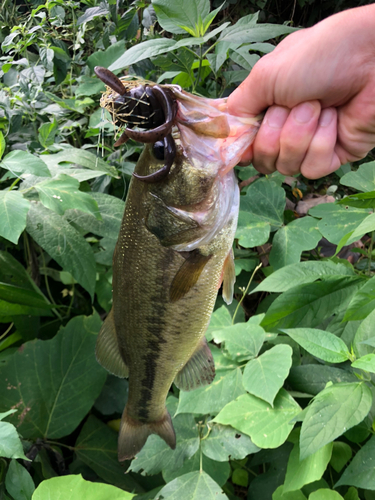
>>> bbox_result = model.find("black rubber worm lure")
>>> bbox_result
[94,66,177,183]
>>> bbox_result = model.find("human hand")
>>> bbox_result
[227,5,375,179]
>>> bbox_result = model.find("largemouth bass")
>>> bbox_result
[95,68,261,461]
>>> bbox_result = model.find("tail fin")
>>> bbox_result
[118,407,176,461]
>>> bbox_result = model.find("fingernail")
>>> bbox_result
[293,102,315,124]
[266,107,288,128]
[319,108,335,127]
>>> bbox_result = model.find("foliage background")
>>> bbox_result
[1,0,375,499]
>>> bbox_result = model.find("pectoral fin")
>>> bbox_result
[170,250,211,302]
[96,309,129,378]
[174,338,215,391]
[222,250,236,305]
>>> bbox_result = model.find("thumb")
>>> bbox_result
[227,57,274,118]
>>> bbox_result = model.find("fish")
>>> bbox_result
[95,69,261,461]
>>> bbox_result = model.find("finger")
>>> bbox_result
[300,108,341,179]
[276,101,321,176]
[252,105,290,174]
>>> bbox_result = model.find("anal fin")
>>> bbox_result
[222,250,235,305]
[174,338,215,391]
[96,308,129,378]
[170,250,211,302]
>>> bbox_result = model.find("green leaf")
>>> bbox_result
[201,424,259,462]
[261,276,364,332]
[236,178,285,248]
[211,318,266,362]
[243,345,292,406]
[354,308,375,358]
[330,442,352,473]
[0,191,30,244]
[26,203,96,299]
[0,411,28,460]
[272,486,307,499]
[335,435,375,489]
[205,306,232,342]
[5,460,34,500]
[176,368,245,416]
[343,487,360,500]
[154,471,228,500]
[0,283,51,309]
[214,389,301,449]
[64,192,124,239]
[253,260,354,294]
[162,450,230,487]
[87,40,126,72]
[282,328,350,364]
[75,415,141,492]
[308,491,344,500]
[0,315,107,439]
[338,191,375,209]
[219,23,297,44]
[40,147,117,178]
[129,400,199,476]
[152,0,210,35]
[38,120,58,149]
[300,382,372,460]
[283,441,332,493]
[352,354,375,373]
[340,161,375,192]
[32,474,135,500]
[288,366,357,396]
[0,130,5,160]
[269,217,321,271]
[35,174,100,219]
[0,151,51,177]
[346,212,375,243]
[109,39,177,71]
[309,204,369,245]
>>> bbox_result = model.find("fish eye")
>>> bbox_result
[152,140,165,160]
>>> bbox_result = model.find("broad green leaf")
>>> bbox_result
[0,410,28,460]
[340,161,375,192]
[289,366,356,398]
[338,191,375,209]
[205,306,232,341]
[273,486,307,499]
[26,203,96,299]
[300,382,372,460]
[75,415,141,492]
[154,471,228,500]
[152,0,210,35]
[253,261,354,294]
[32,474,135,500]
[352,354,375,373]
[309,204,369,245]
[236,178,285,248]
[86,40,126,72]
[176,368,245,416]
[65,192,124,239]
[0,191,30,244]
[214,389,301,449]
[35,174,100,218]
[243,345,292,406]
[109,39,177,71]
[282,328,350,364]
[261,276,364,332]
[38,120,57,149]
[40,147,117,178]
[94,374,128,415]
[354,308,375,358]
[5,460,34,500]
[0,315,107,439]
[0,150,50,177]
[163,450,230,486]
[129,401,199,476]
[219,23,297,43]
[283,441,332,493]
[201,424,259,462]
[77,4,110,25]
[0,130,5,159]
[335,435,375,489]
[211,321,266,362]
[330,442,352,473]
[309,491,344,500]
[344,275,375,321]
[0,283,51,310]
[343,488,360,500]
[269,218,321,271]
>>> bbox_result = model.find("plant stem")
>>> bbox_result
[0,323,14,340]
[232,263,262,324]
